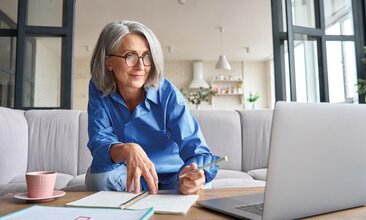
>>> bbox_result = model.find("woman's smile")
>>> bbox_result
[129,73,145,79]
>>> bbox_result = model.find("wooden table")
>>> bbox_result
[1,187,366,219]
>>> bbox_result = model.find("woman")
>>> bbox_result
[85,20,219,195]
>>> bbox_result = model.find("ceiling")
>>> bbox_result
[75,0,273,61]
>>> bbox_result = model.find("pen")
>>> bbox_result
[179,156,228,178]
[119,191,150,209]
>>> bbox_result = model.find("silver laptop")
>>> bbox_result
[198,102,366,220]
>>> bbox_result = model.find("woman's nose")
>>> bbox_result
[134,57,145,70]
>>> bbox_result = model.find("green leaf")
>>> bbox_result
[247,92,260,103]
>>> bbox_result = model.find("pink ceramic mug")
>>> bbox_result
[25,171,57,198]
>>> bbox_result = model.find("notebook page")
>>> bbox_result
[66,191,137,208]
[129,194,199,214]
[0,205,154,220]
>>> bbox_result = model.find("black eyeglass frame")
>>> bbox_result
[108,53,153,67]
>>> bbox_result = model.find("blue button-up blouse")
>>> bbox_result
[87,78,219,184]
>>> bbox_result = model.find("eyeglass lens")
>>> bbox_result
[125,53,152,67]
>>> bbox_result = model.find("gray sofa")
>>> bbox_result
[0,107,273,197]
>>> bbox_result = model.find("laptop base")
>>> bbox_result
[197,192,264,220]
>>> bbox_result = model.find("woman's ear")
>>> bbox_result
[105,58,113,72]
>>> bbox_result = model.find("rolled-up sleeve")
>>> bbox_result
[87,81,122,172]
[165,88,219,183]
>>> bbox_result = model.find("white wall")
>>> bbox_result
[73,59,89,111]
[266,59,276,109]
[243,61,271,109]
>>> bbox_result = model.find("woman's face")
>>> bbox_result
[106,33,152,91]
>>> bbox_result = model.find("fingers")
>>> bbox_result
[123,143,158,194]
[153,171,159,190]
[180,174,205,194]
[128,169,158,194]
[126,171,133,192]
[141,164,158,194]
[129,165,158,194]
[179,163,206,195]
[127,169,142,193]
[179,163,197,178]
[151,166,159,193]
[133,173,141,194]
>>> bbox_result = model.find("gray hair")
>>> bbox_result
[90,20,164,95]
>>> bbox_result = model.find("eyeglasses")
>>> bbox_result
[109,52,152,67]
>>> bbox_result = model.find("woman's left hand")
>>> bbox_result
[179,163,205,195]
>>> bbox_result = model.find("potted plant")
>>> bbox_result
[181,86,218,109]
[246,92,260,109]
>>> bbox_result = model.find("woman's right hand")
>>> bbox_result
[110,143,158,194]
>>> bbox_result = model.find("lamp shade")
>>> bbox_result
[189,62,209,88]
[215,55,231,70]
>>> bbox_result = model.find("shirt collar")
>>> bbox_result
[145,86,159,105]
[111,91,127,107]
[110,86,159,111]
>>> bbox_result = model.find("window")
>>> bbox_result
[272,0,365,103]
[0,0,74,109]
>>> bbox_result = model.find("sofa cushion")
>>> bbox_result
[191,110,242,171]
[247,168,267,181]
[54,173,75,189]
[212,169,265,188]
[0,107,28,185]
[62,184,85,192]
[215,169,253,180]
[67,174,85,186]
[238,110,273,172]
[63,174,86,192]
[0,183,27,197]
[212,178,266,188]
[25,110,81,176]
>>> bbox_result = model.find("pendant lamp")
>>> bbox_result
[215,27,231,70]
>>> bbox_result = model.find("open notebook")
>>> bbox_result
[66,191,198,215]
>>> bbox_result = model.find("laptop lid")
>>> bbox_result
[263,102,366,219]
[198,102,366,220]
